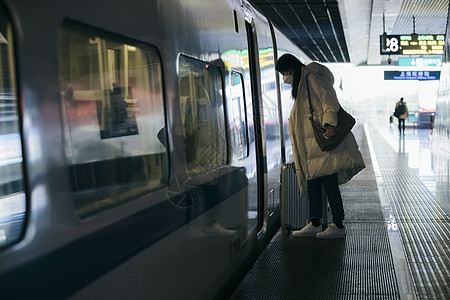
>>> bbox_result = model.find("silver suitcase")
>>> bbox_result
[280,163,309,235]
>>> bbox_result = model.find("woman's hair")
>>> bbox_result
[275,54,305,99]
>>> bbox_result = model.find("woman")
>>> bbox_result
[276,54,365,239]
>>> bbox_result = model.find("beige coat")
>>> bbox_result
[289,62,365,195]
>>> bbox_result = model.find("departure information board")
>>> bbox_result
[380,34,445,55]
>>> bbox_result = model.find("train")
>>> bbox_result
[431,11,450,216]
[0,0,311,299]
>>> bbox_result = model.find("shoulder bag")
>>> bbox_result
[393,104,405,118]
[306,78,355,152]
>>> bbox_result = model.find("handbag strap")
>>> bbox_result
[305,76,314,118]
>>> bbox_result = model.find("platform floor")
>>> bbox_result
[230,121,450,299]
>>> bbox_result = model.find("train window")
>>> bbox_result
[279,68,294,162]
[228,71,249,160]
[58,23,168,218]
[178,55,227,176]
[0,8,26,248]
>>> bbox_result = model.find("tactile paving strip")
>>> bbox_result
[370,127,450,299]
[229,125,400,299]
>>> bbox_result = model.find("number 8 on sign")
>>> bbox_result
[386,37,399,52]
[380,35,401,55]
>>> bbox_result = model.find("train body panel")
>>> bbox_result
[0,0,309,299]
[432,14,450,216]
[69,188,252,300]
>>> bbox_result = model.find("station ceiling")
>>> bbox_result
[250,0,450,66]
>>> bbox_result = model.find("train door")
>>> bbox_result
[244,10,283,236]
[256,24,282,223]
[245,19,266,233]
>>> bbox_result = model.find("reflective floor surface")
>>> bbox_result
[378,122,435,196]
[369,121,450,300]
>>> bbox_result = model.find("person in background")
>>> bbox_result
[394,97,409,135]
[110,83,128,124]
[276,54,365,239]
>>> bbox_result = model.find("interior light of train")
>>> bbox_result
[222,49,243,69]
[222,48,275,69]
[380,34,445,55]
[384,70,441,80]
[259,48,275,68]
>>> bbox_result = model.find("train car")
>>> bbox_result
[431,11,450,216]
[0,0,309,299]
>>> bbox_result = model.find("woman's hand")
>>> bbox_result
[325,124,336,138]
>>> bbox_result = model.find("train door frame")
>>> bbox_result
[244,19,267,236]
[268,19,286,165]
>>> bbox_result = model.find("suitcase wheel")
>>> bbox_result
[282,224,293,236]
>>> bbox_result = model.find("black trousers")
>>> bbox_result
[398,118,405,133]
[307,173,344,223]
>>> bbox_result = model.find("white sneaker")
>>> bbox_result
[316,223,346,239]
[292,222,322,237]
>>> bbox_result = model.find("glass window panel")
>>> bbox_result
[0,7,26,249]
[58,23,168,218]
[228,71,249,160]
[178,56,227,176]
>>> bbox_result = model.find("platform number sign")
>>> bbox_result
[380,35,401,54]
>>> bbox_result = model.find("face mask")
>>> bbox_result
[282,74,293,84]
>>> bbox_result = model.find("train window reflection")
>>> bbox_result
[228,71,249,160]
[58,23,168,218]
[178,56,227,176]
[0,8,26,249]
